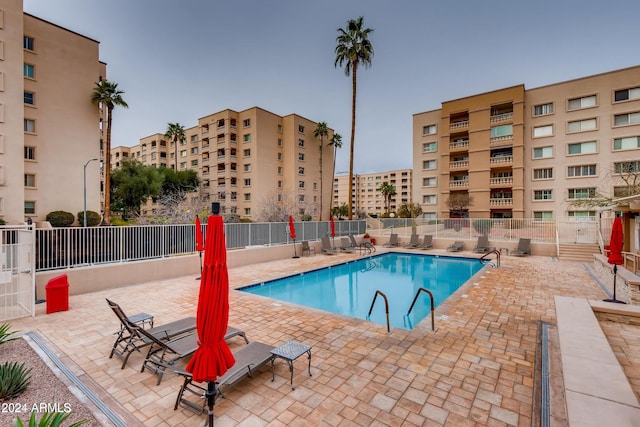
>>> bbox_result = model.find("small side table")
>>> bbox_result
[499,247,509,256]
[127,312,154,329]
[271,340,312,390]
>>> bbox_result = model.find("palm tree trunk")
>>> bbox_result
[319,136,323,221]
[332,145,337,213]
[104,107,113,225]
[348,66,357,220]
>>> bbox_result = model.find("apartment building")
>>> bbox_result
[0,1,104,224]
[332,169,413,217]
[413,65,640,220]
[113,107,335,221]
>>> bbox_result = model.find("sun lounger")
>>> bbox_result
[300,240,316,257]
[447,241,464,252]
[172,341,276,415]
[403,234,419,249]
[339,237,356,253]
[383,233,399,247]
[349,234,375,254]
[511,238,531,256]
[473,235,492,253]
[321,236,337,255]
[418,235,433,250]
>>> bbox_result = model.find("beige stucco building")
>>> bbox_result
[332,169,413,217]
[413,65,640,220]
[0,1,104,224]
[113,107,335,221]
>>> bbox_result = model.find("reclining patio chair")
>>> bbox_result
[418,235,433,250]
[321,236,337,255]
[511,238,531,256]
[172,341,276,415]
[383,233,399,248]
[447,241,464,252]
[300,240,316,257]
[339,236,356,253]
[473,235,492,253]
[349,234,375,254]
[403,234,419,249]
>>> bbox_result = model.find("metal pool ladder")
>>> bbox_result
[367,290,391,334]
[479,249,501,268]
[406,288,435,331]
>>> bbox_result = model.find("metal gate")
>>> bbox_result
[556,217,599,244]
[1,225,35,321]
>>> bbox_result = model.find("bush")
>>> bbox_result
[472,219,493,236]
[300,214,312,221]
[239,218,252,223]
[45,211,74,227]
[76,211,102,227]
[0,218,5,225]
[14,411,89,427]
[110,217,132,226]
[0,361,31,400]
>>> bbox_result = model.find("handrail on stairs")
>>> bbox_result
[406,288,435,331]
[367,290,391,334]
[479,249,500,268]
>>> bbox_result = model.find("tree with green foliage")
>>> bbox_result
[164,123,186,170]
[328,132,342,184]
[313,121,329,221]
[335,16,374,219]
[377,181,396,213]
[110,159,163,220]
[157,167,199,199]
[331,203,349,220]
[397,202,423,219]
[91,80,128,225]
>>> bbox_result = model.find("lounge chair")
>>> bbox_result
[339,237,356,253]
[321,236,337,255]
[349,234,375,254]
[473,235,492,253]
[172,341,276,414]
[418,235,433,250]
[511,238,531,256]
[300,240,316,257]
[383,233,399,247]
[403,234,419,249]
[447,241,464,252]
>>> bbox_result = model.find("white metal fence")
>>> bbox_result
[1,225,35,321]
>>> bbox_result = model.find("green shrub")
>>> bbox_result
[76,211,102,227]
[0,218,5,225]
[239,218,252,223]
[300,214,312,221]
[45,211,74,227]
[13,411,89,427]
[109,217,131,226]
[0,361,31,400]
[0,323,18,345]
[472,219,493,236]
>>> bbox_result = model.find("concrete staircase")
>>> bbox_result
[557,243,600,262]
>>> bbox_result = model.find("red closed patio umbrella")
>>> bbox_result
[186,214,235,425]
[195,216,204,280]
[604,216,625,304]
[330,216,336,248]
[289,215,299,258]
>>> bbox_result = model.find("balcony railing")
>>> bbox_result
[449,180,469,188]
[490,135,513,144]
[490,112,513,123]
[490,177,513,186]
[449,120,469,131]
[449,140,469,150]
[489,155,513,165]
[449,160,469,169]
[490,198,513,206]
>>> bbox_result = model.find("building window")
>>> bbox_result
[277,138,282,147]
[277,124,282,133]
[298,181,305,188]
[243,134,251,142]
[490,124,513,137]
[614,112,640,126]
[568,95,597,110]
[533,103,553,116]
[423,142,436,152]
[423,177,436,187]
[24,201,35,215]
[244,178,251,186]
[180,150,187,157]
[568,188,596,199]
[422,160,436,170]
[298,195,305,202]
[422,124,436,135]
[191,159,198,166]
[313,182,317,190]
[567,141,596,155]
[533,168,553,180]
[277,153,282,161]
[533,125,553,138]
[191,147,198,154]
[243,119,250,127]
[24,36,34,51]
[568,211,595,219]
[298,125,305,133]
[567,164,597,177]
[423,212,437,220]
[244,193,251,201]
[614,161,640,174]
[23,63,35,78]
[613,136,640,150]
[277,166,282,174]
[533,190,553,200]
[244,208,251,215]
[422,195,436,204]
[24,119,35,133]
[24,91,35,105]
[24,174,36,187]
[614,87,640,102]
[298,153,304,161]
[278,180,282,188]
[243,149,250,157]
[533,146,553,159]
[190,135,199,142]
[24,146,35,160]
[180,162,187,169]
[244,164,251,172]
[298,139,304,147]
[298,167,304,175]
[277,193,283,201]
[533,211,553,221]
[567,118,597,132]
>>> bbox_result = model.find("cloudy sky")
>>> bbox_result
[24,0,640,174]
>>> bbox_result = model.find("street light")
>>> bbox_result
[83,158,99,227]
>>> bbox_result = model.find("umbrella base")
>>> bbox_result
[292,256,300,259]
[603,298,626,304]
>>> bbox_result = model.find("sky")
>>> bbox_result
[23,0,640,175]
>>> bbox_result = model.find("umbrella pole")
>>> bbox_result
[205,381,215,426]
[292,238,299,259]
[196,251,203,280]
[604,264,626,304]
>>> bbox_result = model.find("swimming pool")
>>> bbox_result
[239,253,484,330]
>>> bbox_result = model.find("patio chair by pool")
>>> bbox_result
[383,233,399,247]
[300,240,316,257]
[172,341,276,415]
[447,241,464,252]
[321,236,337,255]
[339,237,356,253]
[511,238,531,256]
[349,234,375,253]
[418,235,433,250]
[403,234,419,249]
[473,235,492,253]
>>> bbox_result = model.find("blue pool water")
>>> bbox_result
[239,253,484,330]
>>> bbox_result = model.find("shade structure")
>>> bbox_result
[604,216,625,304]
[330,216,336,237]
[195,216,204,252]
[186,215,235,425]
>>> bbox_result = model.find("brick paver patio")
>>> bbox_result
[10,250,612,426]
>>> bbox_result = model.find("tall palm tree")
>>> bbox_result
[328,132,342,214]
[335,16,374,219]
[313,121,329,220]
[378,181,396,214]
[165,123,186,170]
[91,80,128,225]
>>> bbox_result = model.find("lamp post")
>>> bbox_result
[83,158,98,227]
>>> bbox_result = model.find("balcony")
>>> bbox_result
[449,180,469,188]
[449,160,469,169]
[490,198,513,207]
[489,155,513,165]
[449,120,469,131]
[490,135,513,144]
[489,177,513,186]
[449,140,469,151]
[490,112,513,123]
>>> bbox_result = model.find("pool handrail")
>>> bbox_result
[367,290,391,334]
[479,249,501,268]
[406,288,435,331]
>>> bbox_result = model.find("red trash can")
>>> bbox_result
[46,274,69,314]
